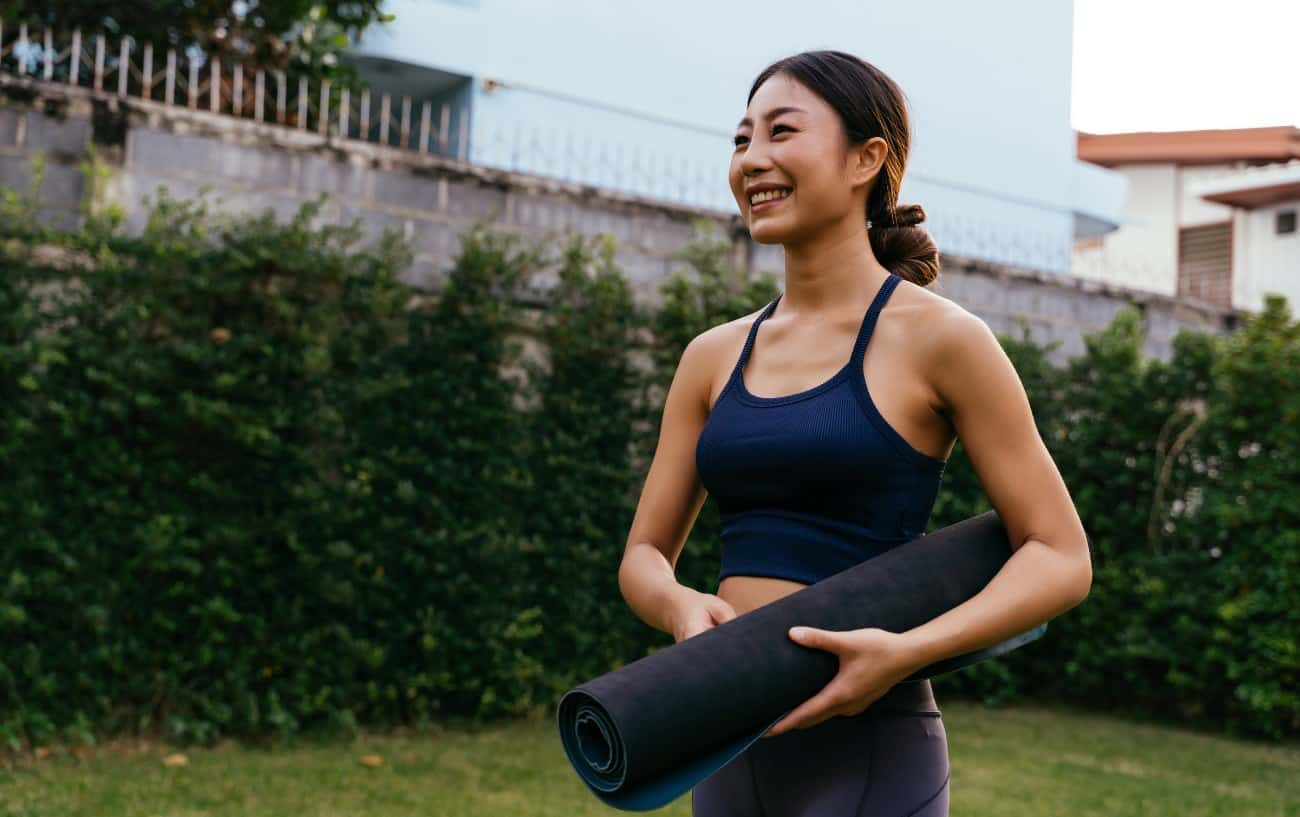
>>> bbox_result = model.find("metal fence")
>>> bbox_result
[0,22,469,160]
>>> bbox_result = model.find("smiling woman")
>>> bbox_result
[728,59,937,288]
[616,48,1091,817]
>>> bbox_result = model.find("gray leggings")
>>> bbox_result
[691,680,949,817]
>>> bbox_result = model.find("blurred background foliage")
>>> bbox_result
[0,167,1296,754]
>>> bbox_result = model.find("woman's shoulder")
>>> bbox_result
[680,302,771,366]
[894,282,1007,409]
[887,279,1000,404]
[892,278,983,346]
[671,304,772,407]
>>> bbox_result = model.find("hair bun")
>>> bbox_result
[868,202,940,287]
[869,202,925,230]
[893,203,925,228]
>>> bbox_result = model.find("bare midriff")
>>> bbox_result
[717,574,810,617]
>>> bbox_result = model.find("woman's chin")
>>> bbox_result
[747,218,793,244]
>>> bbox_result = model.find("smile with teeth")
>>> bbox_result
[750,188,792,209]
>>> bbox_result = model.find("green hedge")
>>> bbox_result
[0,177,1296,751]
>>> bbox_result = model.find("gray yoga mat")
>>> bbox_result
[557,510,1062,811]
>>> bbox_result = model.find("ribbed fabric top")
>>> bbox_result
[695,273,947,586]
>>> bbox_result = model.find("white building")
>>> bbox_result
[1072,126,1300,313]
[348,0,1126,277]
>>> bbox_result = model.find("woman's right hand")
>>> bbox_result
[667,586,739,643]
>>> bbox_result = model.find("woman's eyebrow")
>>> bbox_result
[736,106,808,129]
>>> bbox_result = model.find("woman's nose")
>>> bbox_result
[739,144,772,176]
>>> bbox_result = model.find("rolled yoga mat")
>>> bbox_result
[557,510,1059,811]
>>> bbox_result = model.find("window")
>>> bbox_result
[1278,210,1297,235]
[1177,221,1232,307]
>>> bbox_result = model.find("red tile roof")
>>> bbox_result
[1077,125,1300,166]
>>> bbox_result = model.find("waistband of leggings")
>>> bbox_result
[859,678,941,717]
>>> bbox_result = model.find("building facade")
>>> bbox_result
[1072,126,1300,313]
[349,0,1127,277]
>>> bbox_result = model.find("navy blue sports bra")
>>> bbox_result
[695,273,948,586]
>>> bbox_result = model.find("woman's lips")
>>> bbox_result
[751,190,791,214]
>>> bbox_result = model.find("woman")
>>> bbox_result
[617,50,1092,817]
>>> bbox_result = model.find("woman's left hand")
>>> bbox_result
[763,626,920,737]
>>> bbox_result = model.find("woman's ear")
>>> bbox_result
[849,136,888,189]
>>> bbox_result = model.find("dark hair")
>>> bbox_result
[746,50,940,287]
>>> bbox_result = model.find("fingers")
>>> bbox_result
[705,596,737,625]
[765,689,844,737]
[681,621,709,641]
[789,626,835,650]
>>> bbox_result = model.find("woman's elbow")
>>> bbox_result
[1067,540,1093,605]
[1073,563,1093,604]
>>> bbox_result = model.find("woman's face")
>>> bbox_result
[729,73,885,245]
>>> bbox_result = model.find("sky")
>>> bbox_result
[1071,0,1300,134]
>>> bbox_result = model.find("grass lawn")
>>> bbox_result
[3,699,1297,816]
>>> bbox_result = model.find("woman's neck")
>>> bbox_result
[779,229,890,313]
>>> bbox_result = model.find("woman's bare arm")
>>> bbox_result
[618,330,720,636]
[898,305,1093,669]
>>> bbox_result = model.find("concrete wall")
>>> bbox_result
[0,74,1241,366]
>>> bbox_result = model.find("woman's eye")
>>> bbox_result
[733,124,793,147]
